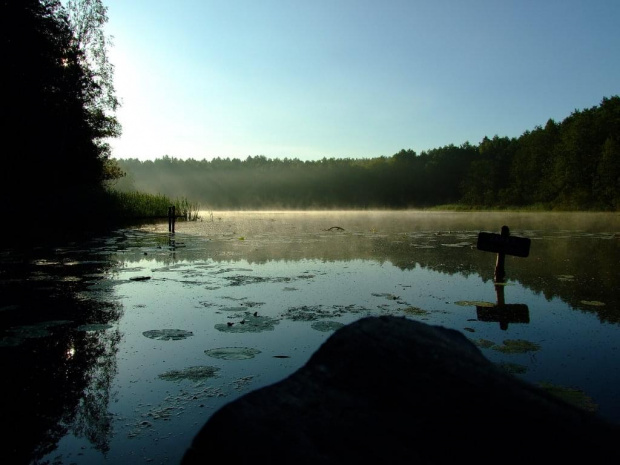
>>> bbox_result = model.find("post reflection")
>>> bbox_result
[476,281,530,330]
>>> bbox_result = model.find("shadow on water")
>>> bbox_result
[0,211,618,463]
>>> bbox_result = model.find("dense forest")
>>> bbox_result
[2,0,126,240]
[114,96,620,211]
[2,1,194,243]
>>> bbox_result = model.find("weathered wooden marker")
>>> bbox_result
[168,205,176,233]
[476,226,531,330]
[476,225,531,281]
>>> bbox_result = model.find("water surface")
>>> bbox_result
[1,211,618,464]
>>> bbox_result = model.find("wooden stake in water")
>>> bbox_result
[494,225,510,282]
[475,225,531,330]
[476,224,531,282]
[168,206,176,233]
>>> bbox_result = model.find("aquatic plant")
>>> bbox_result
[492,339,541,354]
[142,329,194,341]
[105,190,201,222]
[310,321,345,332]
[205,347,262,360]
[538,382,598,412]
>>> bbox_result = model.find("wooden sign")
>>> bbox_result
[477,232,531,258]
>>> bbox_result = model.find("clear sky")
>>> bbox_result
[103,0,620,161]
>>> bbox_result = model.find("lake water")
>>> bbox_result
[1,211,619,464]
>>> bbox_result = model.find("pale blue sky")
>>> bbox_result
[103,0,620,161]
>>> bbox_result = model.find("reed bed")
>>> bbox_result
[107,190,201,221]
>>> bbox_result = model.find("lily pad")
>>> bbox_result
[158,365,220,382]
[492,339,541,354]
[143,329,194,341]
[311,321,345,332]
[205,347,261,360]
[215,315,279,333]
[402,306,430,316]
[538,382,598,412]
[472,338,496,349]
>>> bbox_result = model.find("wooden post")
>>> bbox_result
[475,225,531,330]
[477,224,530,279]
[168,206,176,233]
[494,225,510,282]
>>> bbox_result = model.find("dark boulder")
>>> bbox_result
[182,316,619,464]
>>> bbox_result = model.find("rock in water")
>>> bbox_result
[182,316,619,464]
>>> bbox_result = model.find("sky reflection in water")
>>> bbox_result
[3,211,617,464]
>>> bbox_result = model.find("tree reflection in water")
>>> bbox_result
[0,243,122,464]
[1,211,618,464]
[70,328,121,455]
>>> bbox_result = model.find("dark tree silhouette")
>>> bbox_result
[1,0,121,238]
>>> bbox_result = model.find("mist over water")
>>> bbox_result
[183,210,620,235]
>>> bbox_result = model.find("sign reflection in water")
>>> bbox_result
[1,211,618,465]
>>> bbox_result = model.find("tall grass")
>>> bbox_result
[174,196,201,221]
[106,190,201,221]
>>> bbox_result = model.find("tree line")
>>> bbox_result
[114,95,620,211]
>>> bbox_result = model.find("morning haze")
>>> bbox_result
[2,1,620,464]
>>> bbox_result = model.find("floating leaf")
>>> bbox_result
[311,321,345,332]
[492,339,541,354]
[215,315,279,333]
[402,306,430,316]
[143,329,194,341]
[205,347,261,360]
[472,338,496,349]
[538,382,598,412]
